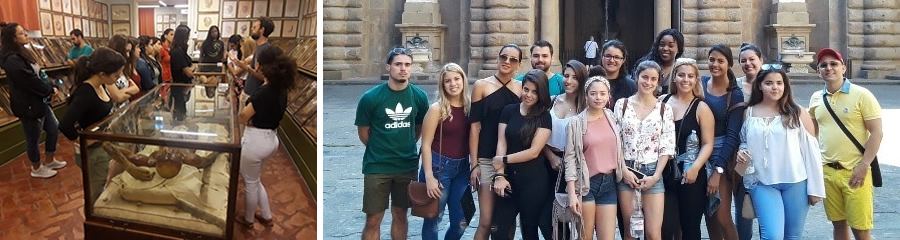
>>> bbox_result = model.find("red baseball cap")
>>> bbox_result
[816,48,844,64]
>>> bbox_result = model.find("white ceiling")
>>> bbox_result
[136,0,188,5]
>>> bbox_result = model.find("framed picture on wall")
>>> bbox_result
[198,0,220,12]
[40,12,54,36]
[268,0,284,17]
[53,15,65,36]
[62,0,71,14]
[91,1,99,19]
[281,20,298,38]
[112,22,128,36]
[102,4,108,21]
[222,1,237,18]
[252,1,267,18]
[236,21,250,37]
[74,18,81,33]
[64,16,73,35]
[270,20,282,38]
[51,0,61,12]
[83,20,90,37]
[237,1,252,18]
[111,4,129,21]
[284,0,300,17]
[220,21,235,37]
[81,0,89,17]
[39,0,51,10]
[72,0,81,16]
[197,13,219,31]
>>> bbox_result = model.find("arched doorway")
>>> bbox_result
[560,0,657,74]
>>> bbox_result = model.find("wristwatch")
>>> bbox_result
[502,155,509,165]
[715,167,725,174]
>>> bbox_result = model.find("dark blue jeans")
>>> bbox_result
[20,104,58,165]
[417,151,470,240]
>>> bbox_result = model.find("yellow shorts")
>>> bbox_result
[823,166,874,230]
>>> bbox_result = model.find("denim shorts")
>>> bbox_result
[618,161,665,194]
[583,173,618,205]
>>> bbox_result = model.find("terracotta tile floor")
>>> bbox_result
[0,136,316,239]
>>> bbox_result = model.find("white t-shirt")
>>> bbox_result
[584,41,599,58]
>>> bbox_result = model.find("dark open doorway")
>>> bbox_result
[560,0,656,74]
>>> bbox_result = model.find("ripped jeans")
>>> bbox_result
[417,151,470,240]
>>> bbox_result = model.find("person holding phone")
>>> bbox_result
[614,60,676,240]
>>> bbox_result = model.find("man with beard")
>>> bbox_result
[356,46,429,240]
[516,40,565,97]
[239,17,275,108]
[66,29,93,65]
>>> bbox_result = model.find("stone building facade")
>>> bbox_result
[324,0,900,80]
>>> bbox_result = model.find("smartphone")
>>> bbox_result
[627,167,646,179]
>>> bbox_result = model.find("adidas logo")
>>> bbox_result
[385,103,412,129]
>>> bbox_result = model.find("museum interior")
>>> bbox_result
[0,0,316,239]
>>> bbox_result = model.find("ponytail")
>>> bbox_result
[67,47,127,102]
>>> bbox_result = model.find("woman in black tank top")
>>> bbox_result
[469,44,523,240]
[660,58,716,240]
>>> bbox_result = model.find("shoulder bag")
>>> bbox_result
[822,92,882,187]
[408,120,444,218]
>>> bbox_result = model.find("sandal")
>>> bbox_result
[234,216,254,227]
[255,212,274,227]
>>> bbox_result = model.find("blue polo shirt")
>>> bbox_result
[515,72,565,97]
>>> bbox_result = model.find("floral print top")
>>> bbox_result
[614,97,676,164]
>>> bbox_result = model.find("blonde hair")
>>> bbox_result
[437,63,470,121]
[240,38,257,58]
[669,58,705,100]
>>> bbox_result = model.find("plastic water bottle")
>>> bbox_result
[631,191,645,238]
[683,130,700,170]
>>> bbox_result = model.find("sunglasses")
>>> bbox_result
[499,54,520,64]
[761,63,783,71]
[390,47,412,55]
[818,61,841,69]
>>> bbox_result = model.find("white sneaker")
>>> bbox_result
[44,159,67,169]
[31,165,58,178]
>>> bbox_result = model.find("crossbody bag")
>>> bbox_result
[822,92,882,187]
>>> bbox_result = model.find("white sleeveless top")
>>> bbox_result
[548,108,571,152]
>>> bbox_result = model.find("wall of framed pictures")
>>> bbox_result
[37,0,109,38]
[218,0,303,39]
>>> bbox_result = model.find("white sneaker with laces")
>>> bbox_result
[44,159,67,169]
[31,165,58,178]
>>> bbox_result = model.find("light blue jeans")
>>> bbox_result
[417,151,470,240]
[749,180,809,240]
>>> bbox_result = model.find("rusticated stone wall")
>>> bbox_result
[468,0,535,78]
[681,0,745,67]
[849,0,900,78]
[323,0,363,80]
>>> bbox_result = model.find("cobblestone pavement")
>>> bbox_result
[324,83,900,239]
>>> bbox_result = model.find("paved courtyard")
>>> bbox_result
[324,82,900,239]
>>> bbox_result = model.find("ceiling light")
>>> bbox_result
[159,1,166,6]
[174,4,188,8]
[138,5,157,8]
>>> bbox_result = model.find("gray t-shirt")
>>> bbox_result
[242,42,271,96]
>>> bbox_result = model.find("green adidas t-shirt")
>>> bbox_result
[515,72,565,96]
[354,82,429,174]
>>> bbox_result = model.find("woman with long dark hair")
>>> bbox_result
[490,69,553,239]
[135,36,159,95]
[600,40,637,108]
[543,60,588,239]
[659,58,715,239]
[564,76,626,240]
[58,47,130,202]
[469,43,523,240]
[418,63,472,240]
[737,65,825,239]
[701,43,745,240]
[0,22,66,178]
[200,25,225,72]
[615,60,676,240]
[107,34,140,105]
[169,25,195,121]
[635,29,684,95]
[234,50,297,227]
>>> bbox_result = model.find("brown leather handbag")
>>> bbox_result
[408,181,438,218]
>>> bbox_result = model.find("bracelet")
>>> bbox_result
[492,173,507,180]
[470,164,479,172]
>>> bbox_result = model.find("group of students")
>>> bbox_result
[356,28,882,240]
[0,17,301,229]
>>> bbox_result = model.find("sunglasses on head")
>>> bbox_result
[390,47,412,55]
[499,54,520,64]
[761,63,783,71]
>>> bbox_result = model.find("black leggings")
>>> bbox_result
[661,164,709,240]
[491,161,550,240]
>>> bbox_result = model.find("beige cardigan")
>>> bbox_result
[563,109,626,196]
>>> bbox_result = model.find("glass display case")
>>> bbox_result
[79,83,240,240]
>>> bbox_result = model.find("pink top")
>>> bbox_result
[583,117,619,176]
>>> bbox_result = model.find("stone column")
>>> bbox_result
[681,0,742,69]
[849,0,900,79]
[655,0,672,33]
[396,0,447,78]
[541,0,561,73]
[471,0,534,78]
[322,0,363,80]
